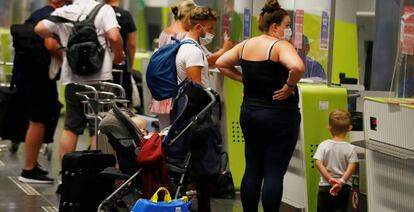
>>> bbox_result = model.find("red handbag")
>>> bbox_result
[136,133,163,165]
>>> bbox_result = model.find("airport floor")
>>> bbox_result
[0,118,301,212]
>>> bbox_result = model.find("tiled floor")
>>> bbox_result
[0,118,300,212]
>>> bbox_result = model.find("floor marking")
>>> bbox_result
[0,160,5,167]
[41,206,59,212]
[8,176,40,196]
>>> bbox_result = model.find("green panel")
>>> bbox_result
[229,12,243,42]
[161,7,169,30]
[133,52,151,73]
[0,28,11,79]
[136,0,148,50]
[332,21,359,83]
[223,77,244,190]
[299,84,348,212]
[251,16,261,37]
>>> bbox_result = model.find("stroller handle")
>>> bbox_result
[167,87,218,147]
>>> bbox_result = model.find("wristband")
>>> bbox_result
[286,82,295,88]
[339,178,346,185]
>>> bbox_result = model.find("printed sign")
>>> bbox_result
[243,8,252,39]
[402,6,414,55]
[320,11,329,50]
[294,10,304,49]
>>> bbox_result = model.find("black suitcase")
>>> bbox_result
[59,150,116,212]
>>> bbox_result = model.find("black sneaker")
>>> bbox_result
[18,168,54,184]
[34,163,48,175]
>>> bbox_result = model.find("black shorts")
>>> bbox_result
[63,84,95,136]
[20,73,61,123]
[317,185,351,212]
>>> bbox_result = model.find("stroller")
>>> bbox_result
[97,79,221,211]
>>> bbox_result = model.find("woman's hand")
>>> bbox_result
[272,84,294,100]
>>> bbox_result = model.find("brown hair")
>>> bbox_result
[258,0,288,32]
[189,6,218,27]
[171,0,197,21]
[329,109,352,135]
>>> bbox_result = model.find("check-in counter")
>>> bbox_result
[352,98,414,212]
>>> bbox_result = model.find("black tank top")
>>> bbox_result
[240,40,299,110]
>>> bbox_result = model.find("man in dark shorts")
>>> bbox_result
[106,0,136,104]
[17,0,65,184]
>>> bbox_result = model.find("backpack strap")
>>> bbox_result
[86,3,105,22]
[46,15,76,24]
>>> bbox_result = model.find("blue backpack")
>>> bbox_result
[146,37,197,101]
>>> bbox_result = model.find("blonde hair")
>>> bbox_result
[329,109,352,135]
[171,0,197,21]
[131,116,147,131]
[189,6,218,27]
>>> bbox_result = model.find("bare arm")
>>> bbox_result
[278,41,305,85]
[341,162,357,183]
[315,160,336,185]
[105,27,125,64]
[207,40,233,68]
[127,32,136,70]
[35,22,53,38]
[272,41,305,100]
[186,66,203,84]
[44,37,63,59]
[216,41,244,82]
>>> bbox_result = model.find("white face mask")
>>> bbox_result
[284,28,292,41]
[200,31,215,46]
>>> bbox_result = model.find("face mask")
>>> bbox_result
[284,28,292,41]
[200,27,215,45]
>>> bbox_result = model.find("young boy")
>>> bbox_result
[313,109,358,212]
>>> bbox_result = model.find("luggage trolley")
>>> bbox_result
[75,81,129,146]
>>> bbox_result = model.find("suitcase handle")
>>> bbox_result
[81,150,101,154]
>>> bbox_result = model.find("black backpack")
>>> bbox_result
[47,4,105,76]
[11,17,51,74]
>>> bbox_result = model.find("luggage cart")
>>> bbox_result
[75,81,129,146]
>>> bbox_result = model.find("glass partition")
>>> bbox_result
[392,0,414,98]
[293,0,332,84]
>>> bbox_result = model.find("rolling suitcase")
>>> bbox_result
[59,150,116,212]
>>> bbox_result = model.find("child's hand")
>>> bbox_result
[329,183,342,196]
[328,178,340,186]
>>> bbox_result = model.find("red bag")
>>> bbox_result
[136,133,169,198]
[137,133,163,165]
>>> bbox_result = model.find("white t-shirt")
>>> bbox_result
[313,139,358,186]
[175,37,209,87]
[41,0,120,84]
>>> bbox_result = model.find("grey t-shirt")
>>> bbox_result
[313,139,358,186]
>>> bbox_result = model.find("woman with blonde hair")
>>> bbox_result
[216,0,304,211]
[150,0,196,130]
[152,0,232,130]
